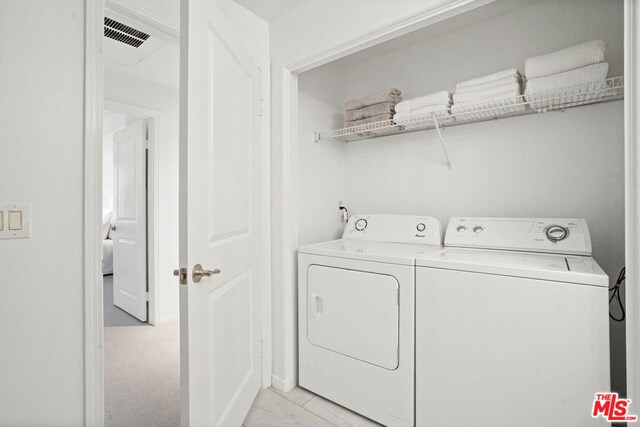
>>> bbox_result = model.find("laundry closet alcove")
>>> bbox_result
[294,0,626,396]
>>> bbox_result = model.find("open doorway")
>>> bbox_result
[101,107,180,426]
[100,3,181,426]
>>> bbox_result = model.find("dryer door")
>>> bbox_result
[306,265,399,370]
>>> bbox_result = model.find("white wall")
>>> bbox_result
[279,0,627,395]
[0,1,85,424]
[105,70,180,324]
[297,64,347,247]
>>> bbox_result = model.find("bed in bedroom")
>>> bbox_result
[103,212,113,275]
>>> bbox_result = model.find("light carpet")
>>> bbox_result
[103,276,181,426]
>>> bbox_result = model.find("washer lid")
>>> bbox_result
[417,247,608,287]
[298,239,441,266]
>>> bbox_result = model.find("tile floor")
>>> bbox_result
[243,387,382,427]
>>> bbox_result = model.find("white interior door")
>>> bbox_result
[112,119,147,322]
[179,1,262,425]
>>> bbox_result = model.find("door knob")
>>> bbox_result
[192,264,221,283]
[110,224,116,231]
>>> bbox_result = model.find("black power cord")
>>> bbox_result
[609,267,625,322]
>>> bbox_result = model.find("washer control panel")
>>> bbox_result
[445,217,592,256]
[343,214,443,246]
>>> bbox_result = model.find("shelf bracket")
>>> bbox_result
[433,116,451,169]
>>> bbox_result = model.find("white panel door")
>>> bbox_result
[112,119,147,322]
[179,0,262,425]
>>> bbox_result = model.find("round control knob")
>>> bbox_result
[354,218,368,231]
[473,226,484,233]
[456,225,467,232]
[545,225,569,242]
[416,223,426,232]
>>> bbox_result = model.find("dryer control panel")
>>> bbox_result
[343,214,443,246]
[445,217,592,256]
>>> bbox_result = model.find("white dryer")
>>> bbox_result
[298,214,443,427]
[415,217,610,427]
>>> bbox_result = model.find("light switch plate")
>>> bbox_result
[0,203,31,239]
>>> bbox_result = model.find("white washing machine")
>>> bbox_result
[415,217,610,427]
[298,214,443,427]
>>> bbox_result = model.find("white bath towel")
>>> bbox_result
[453,83,522,105]
[456,68,521,90]
[525,39,606,79]
[524,62,609,94]
[394,91,451,113]
[455,75,522,94]
[394,104,450,121]
[344,88,401,111]
[525,62,610,111]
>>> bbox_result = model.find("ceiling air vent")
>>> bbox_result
[104,17,150,48]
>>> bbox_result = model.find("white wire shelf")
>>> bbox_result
[315,76,624,143]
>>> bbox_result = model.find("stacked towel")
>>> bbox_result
[524,40,609,111]
[344,88,401,128]
[393,91,452,128]
[451,68,525,120]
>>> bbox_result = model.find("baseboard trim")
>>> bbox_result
[271,374,293,392]
[157,313,179,325]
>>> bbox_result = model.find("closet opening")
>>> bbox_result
[287,0,625,424]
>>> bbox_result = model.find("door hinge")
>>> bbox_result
[258,98,264,117]
[145,139,150,150]
[145,291,149,301]
[260,339,264,358]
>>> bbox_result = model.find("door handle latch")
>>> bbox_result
[192,264,221,283]
[173,267,188,285]
[110,224,116,231]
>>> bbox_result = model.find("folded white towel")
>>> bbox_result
[525,62,610,111]
[456,68,521,89]
[344,88,401,111]
[524,62,609,94]
[394,104,450,121]
[525,39,606,79]
[394,91,451,113]
[455,75,522,94]
[454,83,522,105]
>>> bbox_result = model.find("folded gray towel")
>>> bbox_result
[345,113,394,128]
[344,88,402,111]
[344,102,396,121]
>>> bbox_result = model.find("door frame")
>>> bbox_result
[274,0,640,396]
[83,0,273,424]
[625,0,640,404]
[104,100,158,324]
